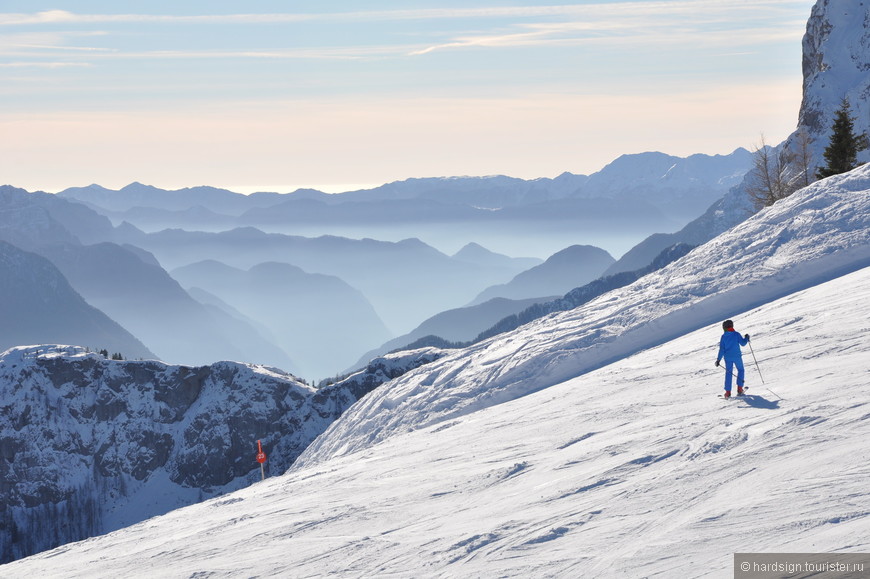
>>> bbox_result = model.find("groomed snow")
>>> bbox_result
[2,169,869,577]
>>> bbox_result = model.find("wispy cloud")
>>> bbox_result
[0,10,306,25]
[0,1,809,63]
[409,1,808,56]
[0,61,92,68]
[0,1,806,26]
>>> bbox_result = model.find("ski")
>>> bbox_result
[718,388,749,399]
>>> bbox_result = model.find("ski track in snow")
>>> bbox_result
[2,168,870,577]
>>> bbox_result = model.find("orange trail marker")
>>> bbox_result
[256,439,267,480]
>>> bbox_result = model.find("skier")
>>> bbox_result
[715,319,750,398]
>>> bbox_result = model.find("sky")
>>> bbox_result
[1,0,816,193]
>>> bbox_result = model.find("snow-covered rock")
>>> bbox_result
[796,0,870,169]
[324,347,448,393]
[0,346,443,563]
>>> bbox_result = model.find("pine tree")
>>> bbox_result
[816,98,868,179]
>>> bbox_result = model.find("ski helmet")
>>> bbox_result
[722,319,734,331]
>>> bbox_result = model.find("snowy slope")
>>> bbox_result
[297,166,870,465]
[3,250,868,578]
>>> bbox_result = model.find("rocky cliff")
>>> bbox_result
[0,345,444,563]
[796,0,870,167]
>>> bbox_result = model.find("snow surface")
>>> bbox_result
[2,167,869,578]
[297,165,870,465]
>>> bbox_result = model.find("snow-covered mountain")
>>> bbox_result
[5,164,868,578]
[794,0,870,169]
[0,345,444,563]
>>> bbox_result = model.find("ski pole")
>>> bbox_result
[747,340,765,384]
[765,387,784,401]
[719,365,782,400]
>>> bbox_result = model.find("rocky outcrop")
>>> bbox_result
[797,0,870,168]
[0,345,444,563]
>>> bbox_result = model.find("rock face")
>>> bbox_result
[0,345,444,563]
[796,0,870,168]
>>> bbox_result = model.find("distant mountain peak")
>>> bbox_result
[453,241,493,259]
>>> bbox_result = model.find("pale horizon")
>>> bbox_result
[1,1,815,194]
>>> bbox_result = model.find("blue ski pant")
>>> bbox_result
[724,358,745,391]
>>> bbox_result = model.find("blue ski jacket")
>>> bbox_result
[717,329,748,362]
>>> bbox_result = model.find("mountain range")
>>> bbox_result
[59,148,750,228]
[115,227,538,339]
[58,148,751,261]
[0,187,296,370]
